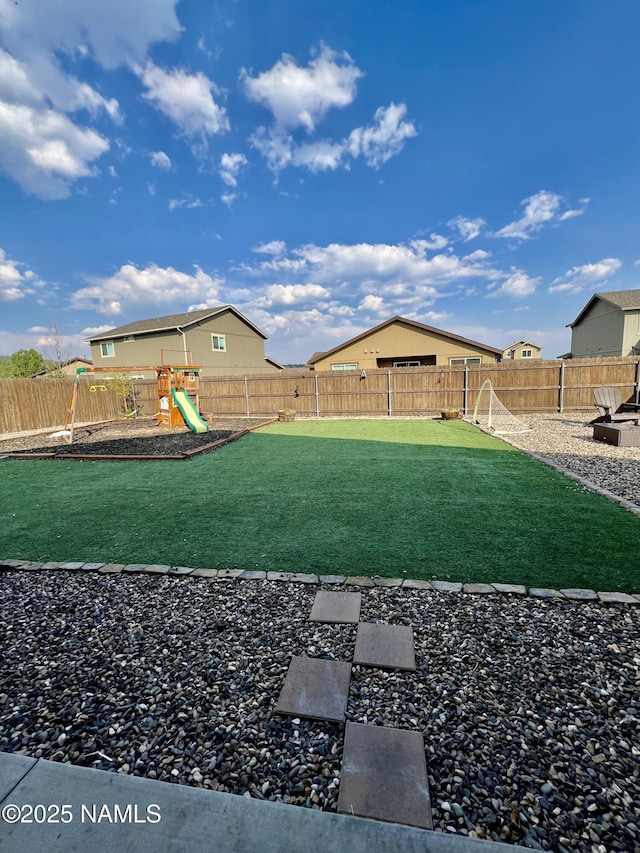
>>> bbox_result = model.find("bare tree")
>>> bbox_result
[40,323,73,377]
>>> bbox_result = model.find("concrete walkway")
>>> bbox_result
[1,752,527,852]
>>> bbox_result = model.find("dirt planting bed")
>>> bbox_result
[0,417,272,459]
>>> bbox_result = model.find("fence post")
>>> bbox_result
[387,370,392,416]
[463,367,468,415]
[558,362,565,412]
[244,376,250,416]
[315,373,320,417]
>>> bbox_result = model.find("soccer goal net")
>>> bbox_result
[472,379,531,434]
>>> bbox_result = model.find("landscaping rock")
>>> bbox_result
[0,571,639,852]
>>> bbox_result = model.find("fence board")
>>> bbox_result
[0,378,120,434]
[2,357,639,435]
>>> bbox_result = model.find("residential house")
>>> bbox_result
[85,306,283,378]
[32,357,93,378]
[502,341,542,360]
[306,316,502,372]
[566,289,640,358]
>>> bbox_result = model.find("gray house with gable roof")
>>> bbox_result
[566,289,640,358]
[85,306,283,378]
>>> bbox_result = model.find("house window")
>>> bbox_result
[211,334,226,352]
[331,363,358,371]
[100,341,115,358]
[393,360,421,367]
[449,357,481,365]
[521,349,533,358]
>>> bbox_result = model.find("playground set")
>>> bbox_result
[61,355,209,443]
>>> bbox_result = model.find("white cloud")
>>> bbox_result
[0,248,43,301]
[0,2,183,197]
[150,150,172,170]
[558,198,590,220]
[219,152,247,186]
[282,241,493,289]
[0,52,110,198]
[0,0,181,71]
[242,44,362,132]
[493,191,561,240]
[410,235,449,251]
[463,249,491,262]
[81,324,116,336]
[220,192,236,207]
[253,240,286,256]
[236,238,501,324]
[358,294,385,313]
[291,140,345,172]
[168,196,203,211]
[488,270,540,299]
[244,46,415,175]
[256,283,331,307]
[448,215,486,242]
[138,61,229,140]
[346,102,417,168]
[548,257,622,294]
[72,262,222,314]
[419,310,451,324]
[492,191,588,240]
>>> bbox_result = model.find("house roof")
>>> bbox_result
[568,288,640,327]
[306,315,503,365]
[85,306,268,342]
[503,340,542,351]
[305,351,327,366]
[265,356,285,370]
[31,357,93,377]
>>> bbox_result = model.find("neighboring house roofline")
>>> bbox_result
[30,357,93,377]
[265,356,285,370]
[503,340,541,350]
[84,305,268,343]
[567,289,640,328]
[305,351,327,367]
[306,315,503,365]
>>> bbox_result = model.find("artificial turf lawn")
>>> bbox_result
[1,418,639,592]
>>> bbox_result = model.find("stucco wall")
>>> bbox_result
[571,300,626,358]
[89,310,280,377]
[312,322,499,371]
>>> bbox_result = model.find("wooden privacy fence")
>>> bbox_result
[0,378,120,435]
[130,357,640,420]
[2,357,639,434]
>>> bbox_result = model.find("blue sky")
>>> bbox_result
[1,0,639,363]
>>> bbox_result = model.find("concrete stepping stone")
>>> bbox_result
[274,656,351,722]
[309,590,362,624]
[353,623,415,671]
[338,722,432,829]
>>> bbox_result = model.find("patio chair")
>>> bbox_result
[591,386,640,424]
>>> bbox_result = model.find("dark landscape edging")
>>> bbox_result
[1,559,638,604]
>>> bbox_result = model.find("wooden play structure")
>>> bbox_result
[156,365,208,433]
[61,356,209,443]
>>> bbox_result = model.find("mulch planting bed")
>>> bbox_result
[0,417,271,459]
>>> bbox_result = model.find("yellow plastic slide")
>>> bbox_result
[171,388,209,433]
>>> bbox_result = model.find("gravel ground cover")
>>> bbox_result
[501,412,640,509]
[0,417,270,457]
[1,570,638,852]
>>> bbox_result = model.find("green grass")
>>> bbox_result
[1,419,639,591]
